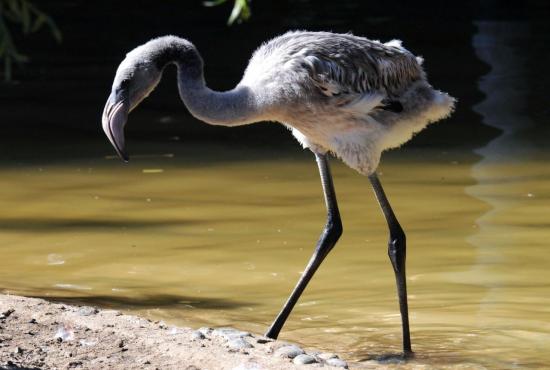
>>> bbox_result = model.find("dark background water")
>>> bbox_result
[0,0,549,162]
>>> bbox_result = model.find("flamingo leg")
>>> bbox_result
[368,173,412,356]
[265,152,342,339]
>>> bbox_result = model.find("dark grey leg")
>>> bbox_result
[265,152,343,339]
[368,173,412,356]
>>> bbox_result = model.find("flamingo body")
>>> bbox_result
[101,31,456,357]
[240,31,455,174]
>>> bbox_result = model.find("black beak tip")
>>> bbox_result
[115,148,130,163]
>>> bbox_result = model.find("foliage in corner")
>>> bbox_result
[203,0,251,26]
[0,0,61,82]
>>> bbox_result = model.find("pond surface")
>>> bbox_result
[1,142,549,369]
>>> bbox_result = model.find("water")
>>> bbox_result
[1,142,549,369]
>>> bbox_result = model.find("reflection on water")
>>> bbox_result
[456,20,550,369]
[1,141,549,368]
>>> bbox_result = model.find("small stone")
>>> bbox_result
[213,328,251,341]
[55,324,75,341]
[191,331,206,340]
[293,354,317,365]
[198,327,213,336]
[326,358,348,368]
[14,346,23,354]
[227,337,253,351]
[78,306,99,316]
[0,308,14,319]
[274,345,304,359]
[319,352,338,360]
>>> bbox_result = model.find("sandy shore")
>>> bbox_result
[0,294,352,370]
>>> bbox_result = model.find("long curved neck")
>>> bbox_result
[157,37,263,126]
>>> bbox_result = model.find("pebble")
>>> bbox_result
[326,358,348,368]
[274,345,304,359]
[78,306,99,316]
[191,330,206,340]
[198,327,213,336]
[55,325,75,341]
[220,328,250,337]
[319,352,338,360]
[213,328,251,341]
[227,337,253,351]
[0,308,15,319]
[293,354,317,365]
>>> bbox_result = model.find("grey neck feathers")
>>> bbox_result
[153,36,261,126]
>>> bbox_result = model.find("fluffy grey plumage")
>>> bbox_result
[104,31,455,174]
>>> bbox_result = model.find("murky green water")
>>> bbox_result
[1,143,549,369]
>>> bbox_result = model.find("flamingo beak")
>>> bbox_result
[102,89,130,162]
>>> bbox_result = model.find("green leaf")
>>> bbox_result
[45,17,62,42]
[30,13,45,32]
[0,0,63,81]
[11,51,28,62]
[21,0,31,33]
[203,0,227,7]
[7,0,21,18]
[227,0,243,25]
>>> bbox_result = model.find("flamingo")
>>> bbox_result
[101,31,455,356]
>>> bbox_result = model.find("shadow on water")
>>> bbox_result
[0,217,260,233]
[0,217,206,232]
[26,293,250,311]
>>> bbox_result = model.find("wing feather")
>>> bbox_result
[279,32,424,111]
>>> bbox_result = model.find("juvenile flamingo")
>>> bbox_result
[101,31,455,356]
